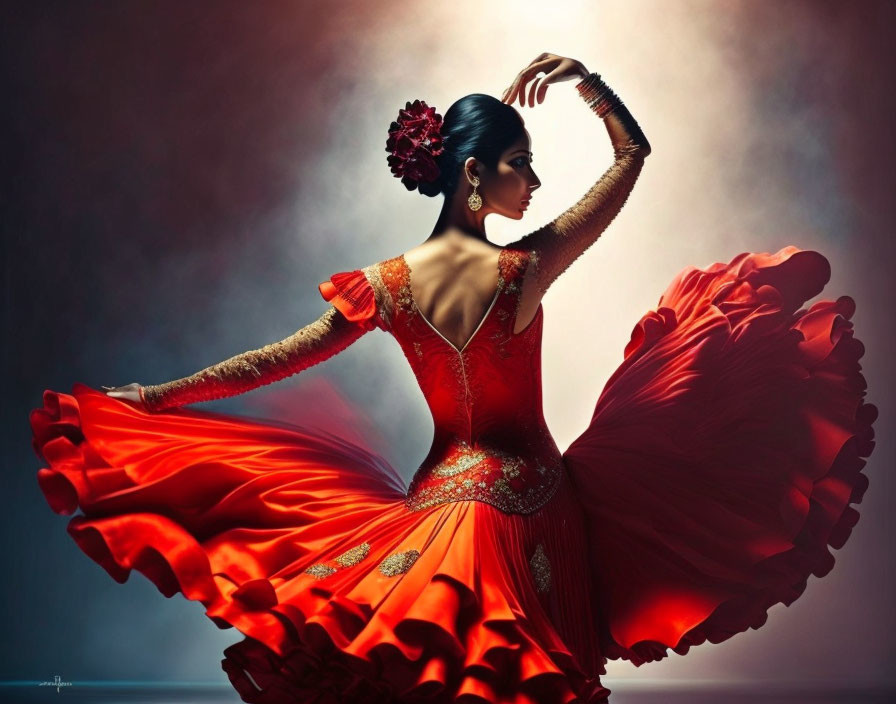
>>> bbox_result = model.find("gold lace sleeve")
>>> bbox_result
[138,306,371,411]
[508,72,651,297]
[138,266,385,411]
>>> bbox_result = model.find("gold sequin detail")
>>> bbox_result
[361,263,392,329]
[377,255,428,368]
[431,445,491,477]
[378,549,420,577]
[304,541,371,579]
[334,541,370,567]
[141,306,370,411]
[304,563,337,579]
[529,542,551,594]
[395,279,416,325]
[498,452,524,478]
[486,248,532,360]
[377,255,419,341]
[404,440,562,515]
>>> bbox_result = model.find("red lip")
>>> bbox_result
[521,199,531,205]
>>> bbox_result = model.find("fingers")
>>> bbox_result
[501,70,547,107]
[527,77,541,107]
[502,54,558,107]
[501,61,548,106]
[501,76,522,105]
[515,61,548,107]
[535,68,562,104]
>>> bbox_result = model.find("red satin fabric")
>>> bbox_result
[30,246,876,703]
[562,247,876,666]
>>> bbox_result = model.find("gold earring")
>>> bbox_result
[467,176,482,211]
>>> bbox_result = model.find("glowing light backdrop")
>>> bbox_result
[4,0,893,691]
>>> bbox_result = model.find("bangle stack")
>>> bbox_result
[575,72,624,118]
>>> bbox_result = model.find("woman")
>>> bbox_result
[30,53,876,703]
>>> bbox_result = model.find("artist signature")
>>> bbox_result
[38,675,72,693]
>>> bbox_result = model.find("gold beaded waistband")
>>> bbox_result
[404,438,563,515]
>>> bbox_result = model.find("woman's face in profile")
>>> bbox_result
[476,128,541,221]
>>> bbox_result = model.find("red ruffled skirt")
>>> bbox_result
[30,388,610,703]
[30,246,876,703]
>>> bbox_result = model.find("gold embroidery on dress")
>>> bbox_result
[361,263,392,329]
[497,451,524,479]
[304,563,337,579]
[486,250,529,360]
[431,444,491,477]
[404,443,562,515]
[378,549,420,577]
[394,274,416,327]
[304,541,371,579]
[378,255,430,367]
[334,541,370,567]
[449,351,472,419]
[529,542,551,594]
[490,324,512,359]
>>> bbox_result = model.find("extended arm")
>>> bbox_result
[138,306,369,411]
[137,267,381,411]
[508,72,651,297]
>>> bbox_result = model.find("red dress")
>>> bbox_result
[29,244,876,703]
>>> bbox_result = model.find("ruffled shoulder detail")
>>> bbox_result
[318,269,380,331]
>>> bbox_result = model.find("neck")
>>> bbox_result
[429,192,489,243]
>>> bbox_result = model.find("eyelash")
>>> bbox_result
[513,157,532,168]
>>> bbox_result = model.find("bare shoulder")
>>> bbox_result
[403,239,504,270]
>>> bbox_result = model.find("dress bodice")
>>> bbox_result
[370,247,564,515]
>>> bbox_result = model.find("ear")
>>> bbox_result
[463,156,480,182]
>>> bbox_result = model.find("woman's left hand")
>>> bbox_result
[101,382,144,404]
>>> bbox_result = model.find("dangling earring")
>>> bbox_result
[467,176,482,212]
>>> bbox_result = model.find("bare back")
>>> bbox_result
[402,240,543,351]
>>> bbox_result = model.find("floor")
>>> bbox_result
[2,681,894,703]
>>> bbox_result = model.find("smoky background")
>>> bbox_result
[3,0,893,691]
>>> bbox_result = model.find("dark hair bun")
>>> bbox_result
[385,100,445,195]
[387,93,525,200]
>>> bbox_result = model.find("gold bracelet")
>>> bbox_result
[576,72,624,118]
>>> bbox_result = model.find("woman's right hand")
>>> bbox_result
[501,52,590,108]
[101,382,144,404]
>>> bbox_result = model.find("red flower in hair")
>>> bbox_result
[386,99,445,190]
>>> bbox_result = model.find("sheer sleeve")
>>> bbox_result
[507,72,651,298]
[139,269,381,411]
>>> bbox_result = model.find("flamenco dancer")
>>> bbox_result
[30,53,877,703]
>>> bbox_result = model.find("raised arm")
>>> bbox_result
[134,268,382,411]
[507,69,651,299]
